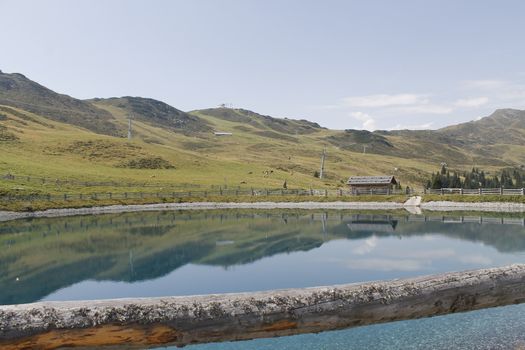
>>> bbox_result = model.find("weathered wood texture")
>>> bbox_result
[2,264,525,349]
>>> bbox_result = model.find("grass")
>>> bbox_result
[0,103,523,208]
[3,192,524,213]
[0,104,436,194]
[0,194,411,212]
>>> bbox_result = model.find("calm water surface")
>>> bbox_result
[1,210,525,349]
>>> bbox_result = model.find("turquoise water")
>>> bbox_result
[187,303,525,350]
[1,210,525,348]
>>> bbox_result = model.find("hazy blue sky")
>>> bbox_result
[1,0,525,130]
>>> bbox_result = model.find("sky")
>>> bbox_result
[1,0,525,130]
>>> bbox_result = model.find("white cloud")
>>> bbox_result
[343,94,429,108]
[395,104,453,114]
[454,97,489,108]
[350,111,376,131]
[462,79,508,90]
[391,122,434,130]
[352,236,378,255]
[458,255,493,265]
[461,79,525,107]
[344,258,424,271]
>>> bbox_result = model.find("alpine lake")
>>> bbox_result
[2,209,525,349]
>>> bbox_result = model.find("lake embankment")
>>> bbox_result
[0,198,524,221]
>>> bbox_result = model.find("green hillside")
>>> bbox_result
[0,71,118,135]
[0,71,524,199]
[91,96,212,135]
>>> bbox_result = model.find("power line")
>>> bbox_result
[319,147,326,179]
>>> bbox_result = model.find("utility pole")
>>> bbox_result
[127,115,132,140]
[319,147,326,179]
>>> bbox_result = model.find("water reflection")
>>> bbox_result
[0,210,524,305]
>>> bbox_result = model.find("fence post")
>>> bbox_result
[522,188,524,196]
[460,188,463,195]
[440,188,444,195]
[63,194,67,201]
[325,189,328,197]
[266,189,269,196]
[479,188,482,195]
[500,187,503,195]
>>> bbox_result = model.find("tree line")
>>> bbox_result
[426,166,524,189]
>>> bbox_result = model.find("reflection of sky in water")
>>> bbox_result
[45,234,524,301]
[3,211,525,349]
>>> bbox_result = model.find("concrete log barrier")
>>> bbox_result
[2,264,525,349]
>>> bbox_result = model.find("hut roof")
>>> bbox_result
[347,175,397,185]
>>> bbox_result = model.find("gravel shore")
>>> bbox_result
[422,201,525,213]
[0,201,403,222]
[0,200,523,222]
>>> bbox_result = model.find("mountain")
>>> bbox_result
[439,108,525,145]
[195,108,323,134]
[91,97,212,135]
[0,70,119,136]
[323,109,525,166]
[0,71,524,191]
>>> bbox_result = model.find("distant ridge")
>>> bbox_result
[0,70,524,182]
[439,108,525,145]
[194,108,324,134]
[91,97,212,135]
[0,71,119,136]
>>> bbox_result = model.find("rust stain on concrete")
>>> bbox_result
[0,323,180,350]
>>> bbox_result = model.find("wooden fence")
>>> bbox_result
[0,173,202,189]
[0,188,411,203]
[426,187,525,196]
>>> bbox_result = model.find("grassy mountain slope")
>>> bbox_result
[325,109,525,166]
[439,109,525,144]
[91,97,212,135]
[0,71,119,136]
[0,71,524,196]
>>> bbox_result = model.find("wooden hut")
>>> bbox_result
[347,175,397,194]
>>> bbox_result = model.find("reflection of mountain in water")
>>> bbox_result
[339,214,525,253]
[0,211,523,304]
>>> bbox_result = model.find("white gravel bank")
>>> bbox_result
[0,200,523,222]
[0,201,403,222]
[422,201,525,212]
